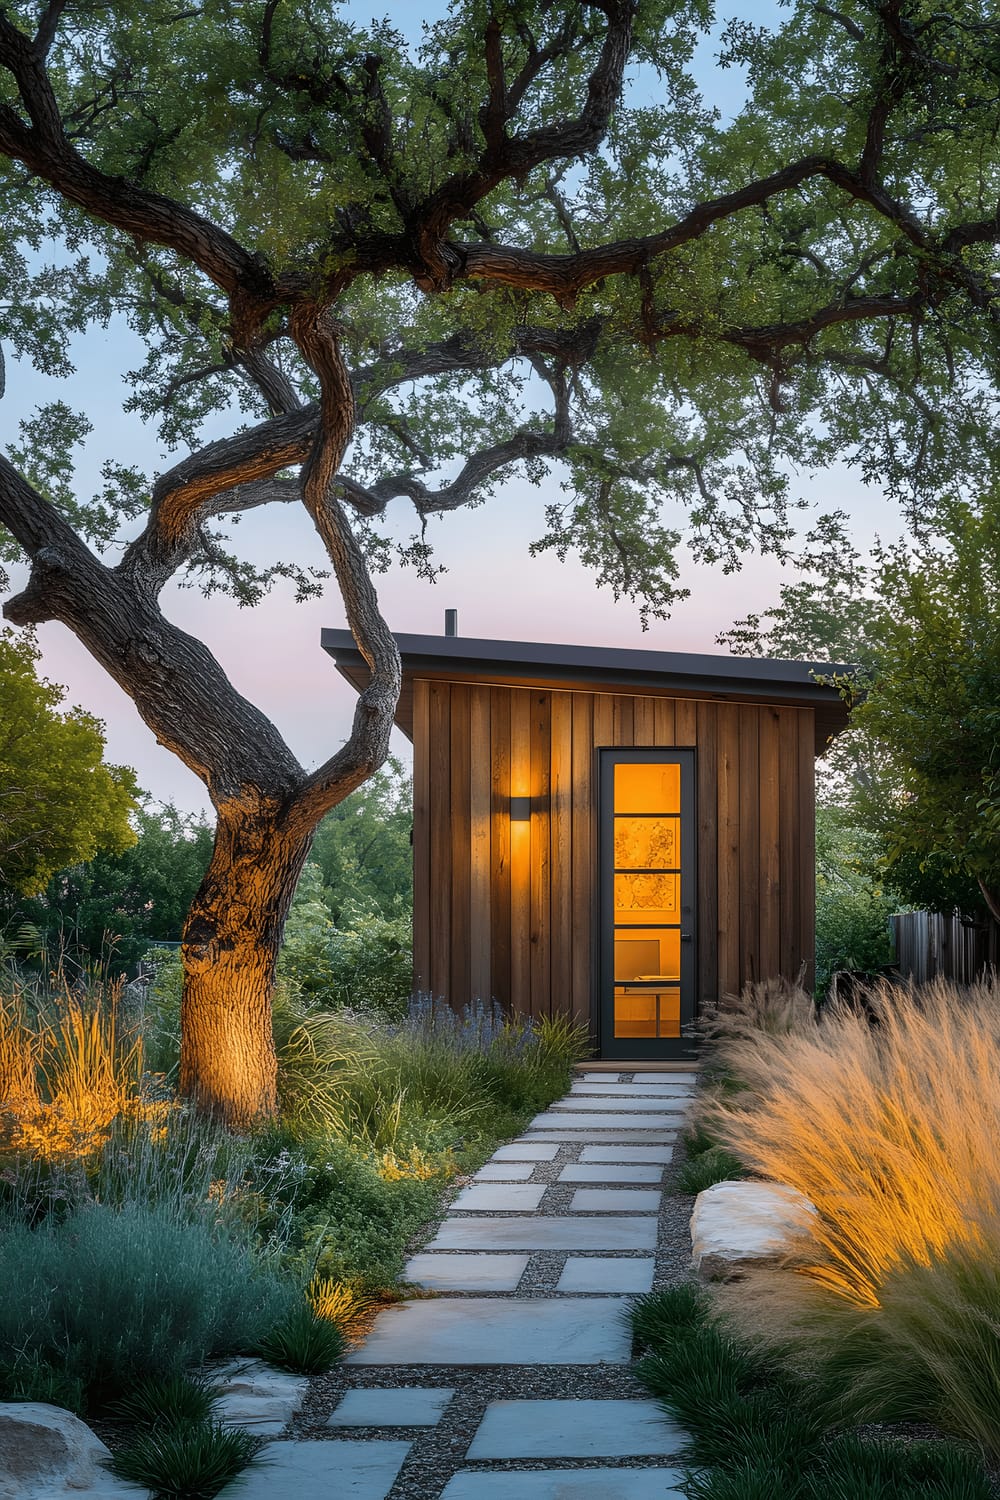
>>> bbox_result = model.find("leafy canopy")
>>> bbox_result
[0,628,138,895]
[849,498,1000,919]
[1,0,1000,629]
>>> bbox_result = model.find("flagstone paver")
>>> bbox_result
[326,1389,455,1428]
[439,1469,688,1498]
[570,1083,694,1095]
[218,1440,411,1499]
[473,1161,536,1180]
[580,1145,675,1163]
[403,1252,529,1291]
[529,1111,684,1130]
[426,1214,659,1251]
[526,1130,680,1144]
[559,1162,664,1183]
[557,1256,656,1293]
[492,1141,560,1160]
[639,1072,699,1082]
[465,1399,687,1459]
[570,1188,662,1213]
[551,1096,690,1112]
[450,1183,547,1212]
[344,1297,633,1365]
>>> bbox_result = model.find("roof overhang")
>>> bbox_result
[321,630,854,755]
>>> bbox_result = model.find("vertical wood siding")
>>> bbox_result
[411,680,817,1024]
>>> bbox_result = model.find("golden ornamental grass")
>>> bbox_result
[703,977,1000,1309]
[704,977,1000,1454]
[0,982,166,1160]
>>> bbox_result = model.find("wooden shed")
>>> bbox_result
[323,629,850,1061]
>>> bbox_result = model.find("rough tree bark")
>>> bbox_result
[180,799,313,1122]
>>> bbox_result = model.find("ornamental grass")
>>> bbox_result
[702,975,1000,1456]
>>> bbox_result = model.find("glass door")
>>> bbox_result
[597,749,696,1058]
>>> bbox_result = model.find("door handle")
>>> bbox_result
[681,933,692,942]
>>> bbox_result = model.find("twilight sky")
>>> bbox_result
[1,0,898,817]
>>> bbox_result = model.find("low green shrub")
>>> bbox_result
[677,1146,746,1195]
[631,1281,708,1351]
[107,1419,263,1500]
[278,892,413,1019]
[0,1202,294,1407]
[255,1301,346,1374]
[110,1373,222,1429]
[806,1434,994,1500]
[249,1130,438,1291]
[630,1286,994,1498]
[681,1119,722,1157]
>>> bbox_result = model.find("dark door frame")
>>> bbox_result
[594,747,697,1060]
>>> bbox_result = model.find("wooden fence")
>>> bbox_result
[891,910,1000,985]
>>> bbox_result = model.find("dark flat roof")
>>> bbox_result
[322,630,853,753]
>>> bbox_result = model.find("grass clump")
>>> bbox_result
[630,1285,993,1498]
[110,1373,221,1429]
[0,982,168,1161]
[107,1420,263,1500]
[677,1146,746,1195]
[696,974,1000,1460]
[255,1300,346,1374]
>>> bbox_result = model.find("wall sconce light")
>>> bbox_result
[510,797,531,822]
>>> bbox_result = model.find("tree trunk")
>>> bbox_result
[179,796,312,1127]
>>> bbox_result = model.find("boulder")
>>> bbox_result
[691,1180,818,1280]
[0,1402,148,1498]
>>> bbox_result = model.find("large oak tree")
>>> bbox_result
[0,0,998,1123]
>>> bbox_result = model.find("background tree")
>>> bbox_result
[724,499,1000,926]
[848,498,1000,926]
[309,757,412,923]
[8,802,214,971]
[0,627,137,898]
[0,1,999,1121]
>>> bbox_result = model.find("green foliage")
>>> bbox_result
[250,1129,439,1292]
[13,802,213,971]
[254,1301,346,1375]
[107,1420,264,1500]
[630,1284,993,1498]
[681,1119,724,1158]
[631,1281,708,1351]
[814,807,896,995]
[677,1146,746,1195]
[0,1351,85,1414]
[1,0,999,624]
[110,1373,221,1429]
[0,1202,294,1406]
[278,878,412,1019]
[308,758,412,922]
[0,629,138,897]
[849,499,1000,920]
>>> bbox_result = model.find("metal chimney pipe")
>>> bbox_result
[444,609,459,637]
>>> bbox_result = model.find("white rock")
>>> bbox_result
[690,1180,818,1279]
[209,1359,310,1433]
[0,1402,149,1499]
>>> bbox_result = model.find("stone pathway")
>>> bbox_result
[220,1068,697,1500]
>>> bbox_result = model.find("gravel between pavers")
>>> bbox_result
[288,1073,701,1500]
